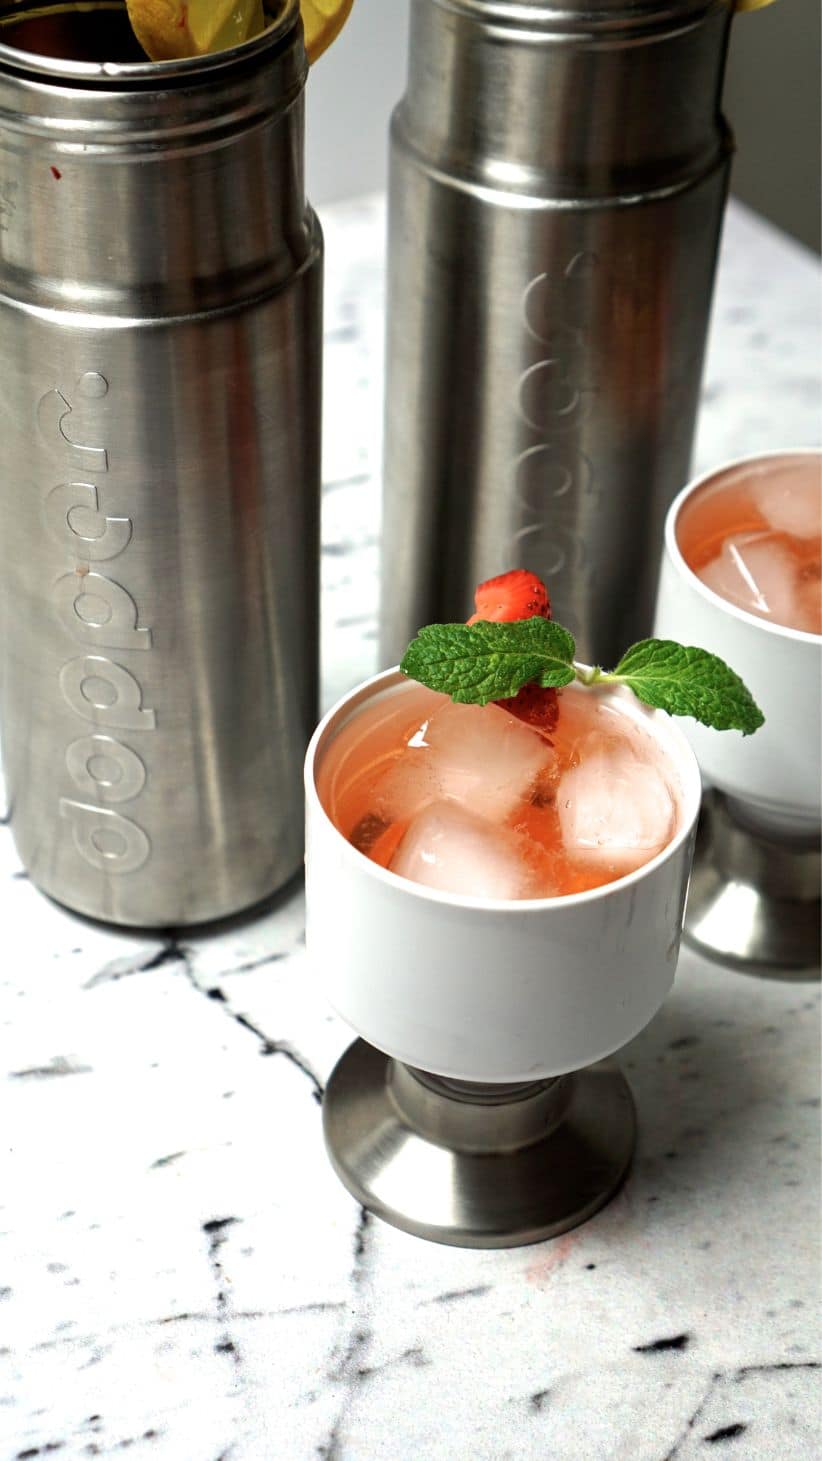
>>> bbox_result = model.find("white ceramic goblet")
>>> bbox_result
[654,449,821,973]
[305,669,701,1247]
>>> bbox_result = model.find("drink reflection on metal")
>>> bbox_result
[685,791,821,977]
[381,0,735,667]
[0,2,322,926]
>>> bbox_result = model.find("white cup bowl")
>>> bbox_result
[305,669,701,1083]
[653,449,822,841]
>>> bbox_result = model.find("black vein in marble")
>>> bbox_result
[220,952,286,977]
[152,1302,346,1327]
[150,1151,186,1170]
[155,1311,214,1325]
[705,1423,747,1444]
[635,1333,691,1354]
[80,1431,160,1454]
[172,947,324,1104]
[357,1346,430,1379]
[661,1360,820,1459]
[422,1284,492,1305]
[11,1057,92,1080]
[202,1218,242,1374]
[140,943,188,973]
[233,1012,324,1105]
[735,1361,820,1377]
[319,1209,374,1460]
[277,1300,347,1317]
[662,1373,721,1460]
[84,939,188,989]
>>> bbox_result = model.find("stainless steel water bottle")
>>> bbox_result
[381,0,734,664]
[0,1,321,926]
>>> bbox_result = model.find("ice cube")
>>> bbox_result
[374,701,554,825]
[390,801,541,899]
[699,532,802,626]
[750,467,822,541]
[557,743,675,871]
[371,731,441,822]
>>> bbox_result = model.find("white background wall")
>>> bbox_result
[305,0,409,206]
[723,0,820,254]
[305,0,820,253]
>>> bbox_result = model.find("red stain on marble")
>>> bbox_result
[524,1232,578,1288]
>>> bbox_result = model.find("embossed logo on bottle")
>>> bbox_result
[0,179,18,234]
[511,254,601,636]
[39,371,155,875]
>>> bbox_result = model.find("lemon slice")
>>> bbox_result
[125,1,263,60]
[301,0,354,63]
[126,0,354,63]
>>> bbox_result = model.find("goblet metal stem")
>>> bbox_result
[684,789,821,976]
[322,1041,636,1248]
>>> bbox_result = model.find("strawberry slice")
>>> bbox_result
[497,680,560,738]
[467,569,551,624]
[466,569,558,737]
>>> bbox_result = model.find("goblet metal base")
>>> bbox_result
[322,1041,636,1248]
[684,790,821,976]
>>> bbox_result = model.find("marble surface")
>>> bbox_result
[1,196,820,1461]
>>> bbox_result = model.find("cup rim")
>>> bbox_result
[305,666,702,915]
[0,0,296,82]
[664,447,822,646]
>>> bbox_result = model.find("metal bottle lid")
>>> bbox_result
[0,0,299,79]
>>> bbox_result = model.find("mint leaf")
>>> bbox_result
[606,638,765,735]
[400,619,576,704]
[399,616,764,737]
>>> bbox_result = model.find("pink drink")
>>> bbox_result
[676,452,821,635]
[316,680,682,900]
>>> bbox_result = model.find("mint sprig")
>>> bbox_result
[598,638,764,734]
[399,622,764,735]
[400,619,576,704]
